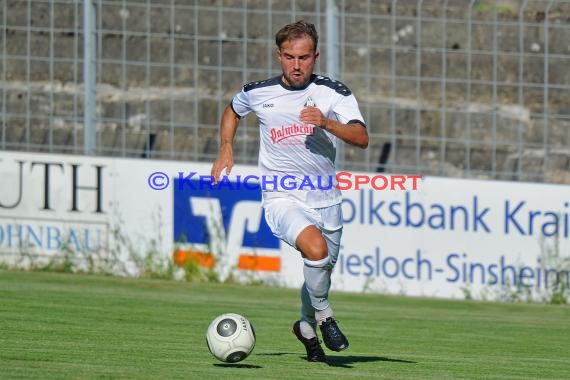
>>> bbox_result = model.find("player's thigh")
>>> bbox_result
[263,198,317,249]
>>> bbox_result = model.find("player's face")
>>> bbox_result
[277,36,319,89]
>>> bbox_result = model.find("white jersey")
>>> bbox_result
[231,74,366,208]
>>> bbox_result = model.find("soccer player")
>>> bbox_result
[211,20,368,363]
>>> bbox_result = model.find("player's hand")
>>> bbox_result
[211,144,234,185]
[300,107,327,128]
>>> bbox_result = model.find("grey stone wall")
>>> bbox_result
[2,1,569,182]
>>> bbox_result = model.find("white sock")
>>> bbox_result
[299,320,317,339]
[303,257,332,311]
[315,306,333,325]
[300,283,316,326]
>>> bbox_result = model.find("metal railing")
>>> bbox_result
[1,0,569,183]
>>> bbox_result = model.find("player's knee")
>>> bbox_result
[302,238,328,261]
[296,226,329,261]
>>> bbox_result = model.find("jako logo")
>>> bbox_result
[173,178,281,277]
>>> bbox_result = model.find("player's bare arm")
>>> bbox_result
[299,106,369,149]
[211,104,241,184]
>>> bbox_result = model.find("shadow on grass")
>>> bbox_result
[255,352,298,357]
[213,363,263,369]
[326,355,417,368]
[255,352,416,368]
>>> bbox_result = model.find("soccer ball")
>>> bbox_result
[206,313,256,363]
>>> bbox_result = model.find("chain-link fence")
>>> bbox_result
[2,0,569,183]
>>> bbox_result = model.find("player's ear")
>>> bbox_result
[276,49,282,62]
[314,51,319,61]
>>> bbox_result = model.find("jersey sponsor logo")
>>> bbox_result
[173,178,282,273]
[263,103,274,108]
[270,124,314,143]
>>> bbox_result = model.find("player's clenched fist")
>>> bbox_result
[300,107,327,128]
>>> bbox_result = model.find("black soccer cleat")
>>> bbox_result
[319,317,349,352]
[292,320,327,363]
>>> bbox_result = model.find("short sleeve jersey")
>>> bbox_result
[231,74,366,208]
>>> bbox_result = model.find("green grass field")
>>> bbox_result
[1,270,569,379]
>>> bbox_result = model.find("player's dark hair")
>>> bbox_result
[275,20,319,52]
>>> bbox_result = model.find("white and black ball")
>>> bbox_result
[206,313,256,363]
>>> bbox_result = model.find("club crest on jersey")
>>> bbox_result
[304,97,316,107]
[270,124,315,143]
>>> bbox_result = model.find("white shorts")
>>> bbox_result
[263,198,343,263]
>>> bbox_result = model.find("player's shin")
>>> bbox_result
[303,257,333,323]
[300,283,317,338]
[300,283,316,323]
